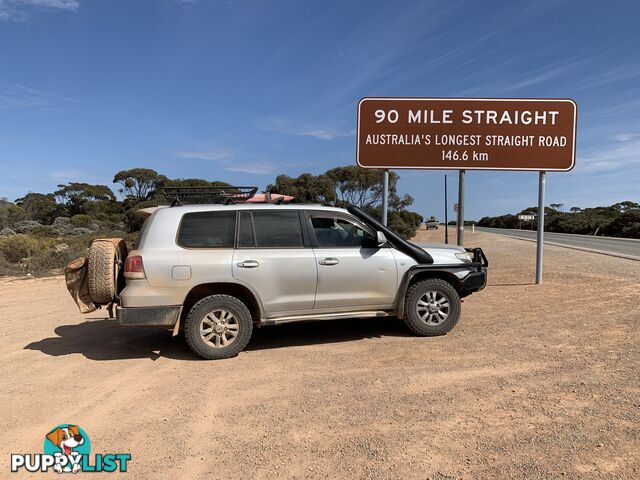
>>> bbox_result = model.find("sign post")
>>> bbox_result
[444,174,448,244]
[382,169,389,226]
[536,171,546,284]
[457,170,465,246]
[356,97,577,283]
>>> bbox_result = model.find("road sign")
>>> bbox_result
[518,214,536,221]
[357,98,577,171]
[454,203,459,212]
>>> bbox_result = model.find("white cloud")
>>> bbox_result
[223,162,275,175]
[174,149,231,161]
[614,133,635,142]
[0,0,78,21]
[0,83,82,109]
[579,139,640,172]
[263,117,354,141]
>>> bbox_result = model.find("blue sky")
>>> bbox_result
[0,0,639,220]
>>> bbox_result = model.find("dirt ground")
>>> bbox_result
[1,229,638,479]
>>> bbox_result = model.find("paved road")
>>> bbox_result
[476,227,640,258]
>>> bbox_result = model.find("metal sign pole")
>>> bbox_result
[457,169,465,246]
[444,174,449,244]
[535,171,546,284]
[382,169,389,226]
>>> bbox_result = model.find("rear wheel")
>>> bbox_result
[184,295,253,360]
[404,278,461,336]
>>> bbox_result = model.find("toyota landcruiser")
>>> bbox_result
[108,195,488,359]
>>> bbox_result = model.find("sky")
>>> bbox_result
[0,0,639,220]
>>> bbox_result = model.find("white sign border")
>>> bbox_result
[356,97,578,172]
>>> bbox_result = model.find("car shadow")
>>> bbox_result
[24,316,411,361]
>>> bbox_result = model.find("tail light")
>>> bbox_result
[124,255,146,279]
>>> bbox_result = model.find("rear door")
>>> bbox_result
[308,210,398,310]
[232,210,317,315]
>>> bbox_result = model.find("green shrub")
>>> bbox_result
[29,225,58,238]
[70,214,93,227]
[27,244,87,275]
[0,234,44,263]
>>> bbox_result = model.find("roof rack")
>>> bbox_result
[162,186,258,206]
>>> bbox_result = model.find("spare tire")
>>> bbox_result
[88,239,125,305]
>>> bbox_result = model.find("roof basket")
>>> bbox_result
[162,186,258,206]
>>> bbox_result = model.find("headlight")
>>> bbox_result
[455,252,473,263]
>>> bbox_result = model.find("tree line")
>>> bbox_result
[0,166,424,238]
[477,201,640,238]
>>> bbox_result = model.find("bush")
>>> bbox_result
[0,228,16,236]
[604,210,640,238]
[27,243,87,275]
[0,250,22,276]
[70,214,93,227]
[13,220,43,234]
[29,225,58,238]
[0,234,45,263]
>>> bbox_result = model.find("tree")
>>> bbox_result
[549,203,561,211]
[113,168,168,202]
[267,173,336,204]
[54,183,116,216]
[0,200,26,229]
[325,166,389,208]
[611,201,639,213]
[15,193,65,224]
[570,206,581,213]
[604,209,640,238]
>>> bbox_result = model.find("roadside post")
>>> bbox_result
[356,97,577,283]
[457,170,465,246]
[536,172,546,284]
[444,174,449,244]
[382,169,389,226]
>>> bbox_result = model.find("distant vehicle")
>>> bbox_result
[426,216,439,230]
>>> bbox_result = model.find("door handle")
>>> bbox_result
[237,260,259,268]
[319,257,339,266]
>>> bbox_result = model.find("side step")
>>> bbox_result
[260,310,390,326]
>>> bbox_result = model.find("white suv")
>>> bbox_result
[117,202,487,359]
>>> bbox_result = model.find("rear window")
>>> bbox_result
[252,211,304,248]
[178,211,236,248]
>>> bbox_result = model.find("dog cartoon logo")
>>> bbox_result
[44,424,91,473]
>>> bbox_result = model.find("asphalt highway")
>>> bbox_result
[476,227,640,259]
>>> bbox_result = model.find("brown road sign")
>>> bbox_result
[357,98,577,171]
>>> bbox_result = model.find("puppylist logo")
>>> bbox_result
[11,424,131,474]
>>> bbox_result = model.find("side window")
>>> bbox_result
[252,211,304,248]
[237,211,255,247]
[311,215,376,248]
[178,211,236,248]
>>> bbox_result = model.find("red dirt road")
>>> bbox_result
[1,229,638,479]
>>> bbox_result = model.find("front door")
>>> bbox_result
[232,210,317,315]
[308,211,398,310]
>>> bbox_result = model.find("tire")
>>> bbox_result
[404,278,461,336]
[184,295,253,360]
[87,240,118,305]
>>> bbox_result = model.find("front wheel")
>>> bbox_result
[184,295,253,359]
[404,279,461,336]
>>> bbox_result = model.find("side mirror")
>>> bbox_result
[376,231,387,247]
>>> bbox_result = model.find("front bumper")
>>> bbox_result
[461,268,487,296]
[116,305,181,328]
[460,247,488,297]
